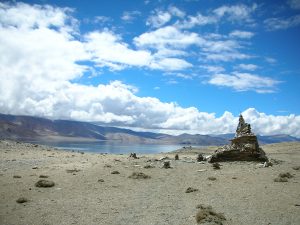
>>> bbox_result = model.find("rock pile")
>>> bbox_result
[209,114,268,163]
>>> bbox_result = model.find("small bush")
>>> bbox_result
[195,205,226,224]
[212,163,221,170]
[279,172,293,178]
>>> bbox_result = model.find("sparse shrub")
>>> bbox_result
[195,204,226,224]
[175,154,179,160]
[162,161,171,169]
[197,154,204,162]
[144,164,155,169]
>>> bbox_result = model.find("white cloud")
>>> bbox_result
[146,10,172,28]
[265,57,277,64]
[207,72,281,93]
[84,31,152,70]
[288,0,300,10]
[168,6,185,18]
[213,3,257,22]
[200,65,225,74]
[236,64,258,71]
[176,13,217,29]
[204,52,251,62]
[121,11,141,22]
[150,58,192,71]
[229,30,254,39]
[264,15,300,30]
[134,26,204,48]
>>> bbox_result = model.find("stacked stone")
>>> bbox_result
[209,115,268,163]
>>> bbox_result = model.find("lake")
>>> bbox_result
[30,141,190,154]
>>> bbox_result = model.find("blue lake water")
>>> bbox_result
[30,141,189,154]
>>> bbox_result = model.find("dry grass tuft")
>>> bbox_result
[195,204,226,224]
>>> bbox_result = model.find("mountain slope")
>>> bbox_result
[0,113,299,145]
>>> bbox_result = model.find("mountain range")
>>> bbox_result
[0,113,299,145]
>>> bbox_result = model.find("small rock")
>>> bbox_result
[39,175,49,178]
[197,154,205,162]
[279,172,293,178]
[274,177,288,182]
[292,166,300,170]
[175,154,179,160]
[16,197,28,204]
[32,166,38,169]
[208,177,217,181]
[129,153,138,159]
[128,172,151,179]
[111,171,120,174]
[98,179,105,182]
[162,161,171,169]
[212,162,221,170]
[185,187,198,193]
[13,175,22,178]
[144,164,155,169]
[35,179,55,188]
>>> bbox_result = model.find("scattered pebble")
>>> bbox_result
[32,166,38,169]
[39,175,49,178]
[35,179,55,188]
[98,179,105,182]
[13,175,22,178]
[208,177,217,181]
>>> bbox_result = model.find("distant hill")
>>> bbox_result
[0,113,299,145]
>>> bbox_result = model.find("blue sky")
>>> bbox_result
[0,0,300,136]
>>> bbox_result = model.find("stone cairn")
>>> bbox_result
[208,114,268,163]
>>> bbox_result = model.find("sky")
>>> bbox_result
[0,0,300,137]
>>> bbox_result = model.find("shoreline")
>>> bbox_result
[1,140,300,225]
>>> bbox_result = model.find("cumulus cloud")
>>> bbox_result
[207,72,281,93]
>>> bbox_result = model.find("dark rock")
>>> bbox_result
[128,172,151,179]
[209,114,268,163]
[16,197,28,203]
[195,204,226,224]
[13,175,22,178]
[197,154,205,162]
[292,166,300,170]
[144,164,155,169]
[98,179,104,182]
[279,172,293,178]
[208,177,217,181]
[35,179,55,188]
[212,162,221,170]
[39,175,49,178]
[129,153,138,159]
[111,171,120,174]
[274,177,288,182]
[175,154,179,160]
[185,187,198,193]
[162,161,171,169]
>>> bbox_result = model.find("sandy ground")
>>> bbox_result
[0,140,300,225]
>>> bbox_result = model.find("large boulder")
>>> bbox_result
[209,115,268,163]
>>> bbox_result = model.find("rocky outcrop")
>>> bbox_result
[209,115,268,163]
